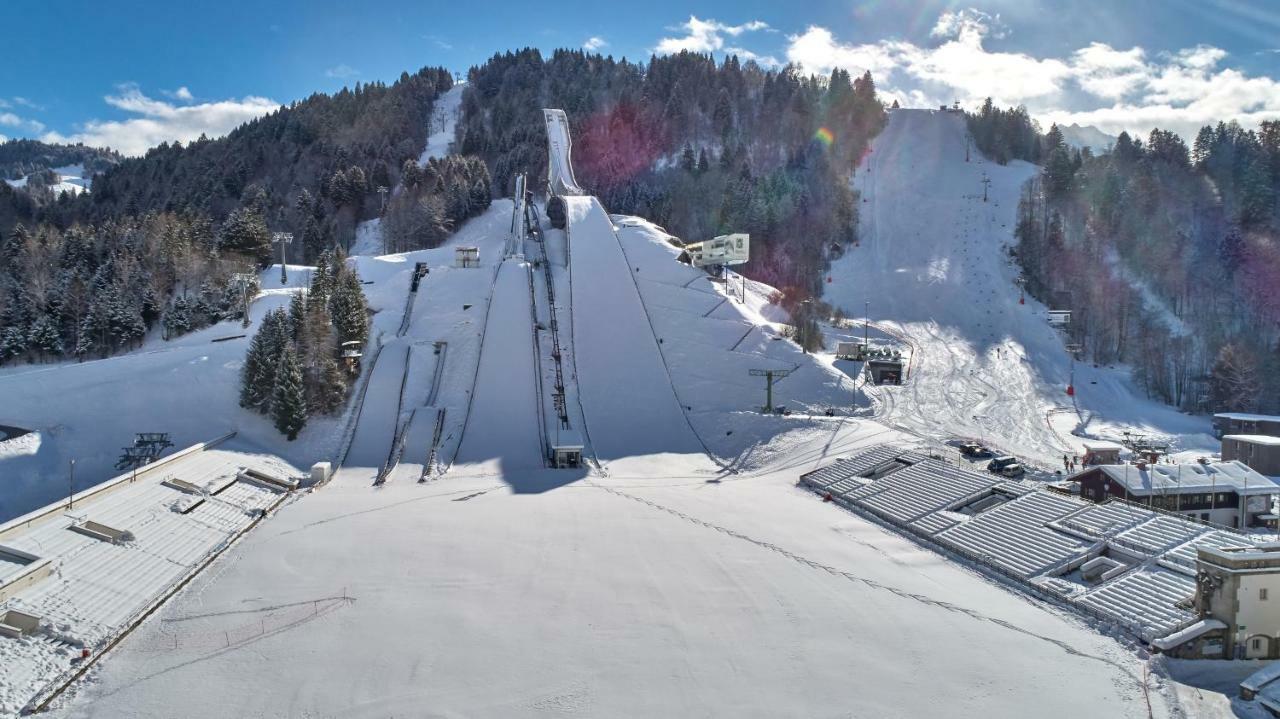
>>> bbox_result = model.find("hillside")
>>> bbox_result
[825,109,1214,469]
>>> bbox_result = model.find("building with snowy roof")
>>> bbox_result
[1071,461,1280,529]
[0,436,301,714]
[1223,435,1280,477]
[1215,413,1280,439]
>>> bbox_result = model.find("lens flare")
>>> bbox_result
[814,127,835,148]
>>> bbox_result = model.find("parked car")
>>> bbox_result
[986,456,1025,477]
[959,442,992,458]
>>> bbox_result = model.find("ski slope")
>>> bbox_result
[826,109,1214,469]
[564,196,705,461]
[454,259,544,470]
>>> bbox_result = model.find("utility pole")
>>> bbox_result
[68,459,75,509]
[272,232,294,285]
[864,300,870,348]
[377,186,389,215]
[981,173,991,203]
[965,134,971,163]
[232,272,255,328]
[749,368,793,414]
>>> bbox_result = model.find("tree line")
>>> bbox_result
[239,250,369,440]
[976,97,1280,413]
[458,48,885,298]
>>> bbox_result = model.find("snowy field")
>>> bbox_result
[826,109,1216,471]
[49,425,1181,718]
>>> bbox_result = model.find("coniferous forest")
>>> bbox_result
[8,47,1278,424]
[458,49,886,299]
[969,103,1280,413]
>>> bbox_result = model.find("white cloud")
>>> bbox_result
[654,16,770,55]
[725,46,780,68]
[583,36,607,51]
[171,86,194,102]
[786,22,1069,109]
[930,8,1007,43]
[42,84,278,156]
[0,134,7,143]
[325,64,359,79]
[782,9,1280,142]
[0,111,44,134]
[425,34,453,51]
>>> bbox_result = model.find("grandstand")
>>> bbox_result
[800,444,1258,655]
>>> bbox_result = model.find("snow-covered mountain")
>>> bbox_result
[1057,123,1116,153]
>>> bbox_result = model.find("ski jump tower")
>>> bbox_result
[543,109,582,229]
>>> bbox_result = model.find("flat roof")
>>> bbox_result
[1216,412,1280,423]
[1224,434,1280,446]
[1082,440,1124,451]
[1095,461,1280,496]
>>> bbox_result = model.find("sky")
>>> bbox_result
[2,0,1279,155]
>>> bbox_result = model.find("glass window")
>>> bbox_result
[1262,588,1269,601]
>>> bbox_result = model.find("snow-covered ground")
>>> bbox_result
[49,425,1181,718]
[826,109,1216,471]
[4,165,92,196]
[420,83,464,165]
[3,105,1252,718]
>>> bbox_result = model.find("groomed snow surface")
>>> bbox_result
[50,431,1174,718]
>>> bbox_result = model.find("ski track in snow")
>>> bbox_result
[826,109,1215,471]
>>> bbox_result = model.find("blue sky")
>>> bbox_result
[2,0,1278,154]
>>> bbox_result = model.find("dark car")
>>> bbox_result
[959,442,993,458]
[986,456,1025,477]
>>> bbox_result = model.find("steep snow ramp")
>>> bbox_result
[341,344,410,476]
[544,109,582,196]
[455,260,544,469]
[565,197,703,460]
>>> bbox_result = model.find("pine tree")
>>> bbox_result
[680,143,696,172]
[271,345,308,440]
[329,269,369,346]
[219,206,272,265]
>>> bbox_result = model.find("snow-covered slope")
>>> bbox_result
[564,196,706,462]
[825,109,1213,469]
[454,259,545,470]
[420,83,464,165]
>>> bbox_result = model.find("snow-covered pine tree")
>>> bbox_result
[271,345,308,440]
[329,268,369,346]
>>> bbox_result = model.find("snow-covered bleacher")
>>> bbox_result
[798,445,926,491]
[0,443,299,714]
[1160,530,1256,575]
[1052,502,1153,539]
[852,462,1000,525]
[933,492,1091,579]
[1073,567,1197,641]
[802,444,1253,649]
[1112,515,1209,556]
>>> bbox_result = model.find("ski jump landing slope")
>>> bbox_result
[565,196,704,460]
[454,259,544,470]
[825,109,1210,466]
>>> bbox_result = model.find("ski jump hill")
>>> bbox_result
[454,260,545,469]
[825,108,1212,467]
[563,196,705,460]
